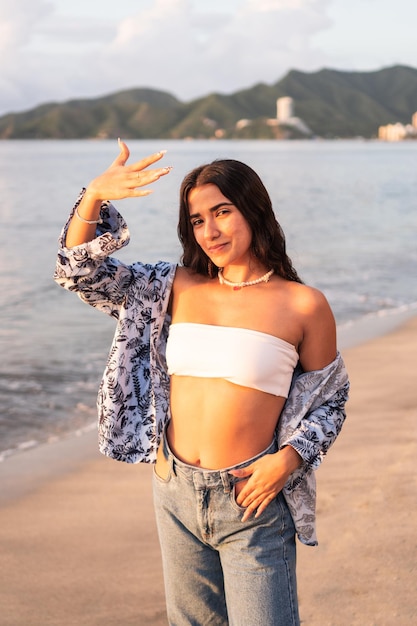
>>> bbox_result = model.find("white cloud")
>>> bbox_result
[245,0,324,10]
[110,0,195,50]
[0,0,333,115]
[206,0,333,80]
[94,0,333,99]
[0,0,52,51]
[0,0,56,113]
[2,0,412,116]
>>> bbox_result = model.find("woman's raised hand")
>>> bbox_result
[85,139,172,202]
[65,141,172,248]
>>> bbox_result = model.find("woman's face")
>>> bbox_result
[188,184,253,269]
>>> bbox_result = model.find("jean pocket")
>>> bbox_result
[230,486,285,523]
[229,480,249,513]
[153,452,173,483]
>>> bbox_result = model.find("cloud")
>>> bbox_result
[203,0,333,86]
[0,0,334,115]
[0,0,56,112]
[98,0,333,97]
[0,0,52,51]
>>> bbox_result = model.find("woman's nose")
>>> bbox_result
[204,219,220,239]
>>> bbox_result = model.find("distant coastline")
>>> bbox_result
[1,65,417,140]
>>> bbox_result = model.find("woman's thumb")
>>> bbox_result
[229,465,253,479]
[111,138,130,166]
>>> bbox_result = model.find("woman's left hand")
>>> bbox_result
[229,446,302,522]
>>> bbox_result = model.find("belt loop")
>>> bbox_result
[221,471,232,493]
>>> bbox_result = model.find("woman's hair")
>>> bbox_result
[178,159,302,283]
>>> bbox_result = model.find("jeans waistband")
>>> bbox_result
[162,427,278,492]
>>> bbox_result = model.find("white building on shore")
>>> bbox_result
[276,97,294,122]
[267,97,312,136]
[378,112,417,141]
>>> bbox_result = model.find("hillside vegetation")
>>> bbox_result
[1,65,416,139]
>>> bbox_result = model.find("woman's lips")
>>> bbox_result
[207,243,228,254]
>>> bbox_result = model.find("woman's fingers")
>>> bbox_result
[119,142,172,193]
[87,141,172,201]
[127,149,168,174]
[111,139,167,173]
[128,165,173,190]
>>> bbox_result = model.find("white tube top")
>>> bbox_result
[166,323,299,398]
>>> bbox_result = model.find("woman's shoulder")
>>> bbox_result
[282,281,336,369]
[275,278,331,315]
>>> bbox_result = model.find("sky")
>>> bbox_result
[1,0,416,116]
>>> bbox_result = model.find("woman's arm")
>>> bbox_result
[65,140,171,248]
[54,142,173,316]
[230,287,346,520]
[297,285,337,372]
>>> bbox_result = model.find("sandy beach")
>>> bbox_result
[1,317,416,626]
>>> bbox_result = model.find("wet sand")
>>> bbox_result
[1,317,416,625]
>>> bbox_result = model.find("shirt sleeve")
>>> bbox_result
[278,353,350,474]
[53,189,135,318]
[283,381,349,471]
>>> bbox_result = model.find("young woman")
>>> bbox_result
[55,141,349,626]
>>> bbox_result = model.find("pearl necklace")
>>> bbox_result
[218,268,274,290]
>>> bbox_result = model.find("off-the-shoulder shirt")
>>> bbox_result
[54,190,350,545]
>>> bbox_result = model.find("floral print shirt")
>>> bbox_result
[54,191,349,546]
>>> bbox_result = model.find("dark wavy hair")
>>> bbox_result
[178,159,302,283]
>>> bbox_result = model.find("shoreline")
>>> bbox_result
[336,300,417,350]
[1,315,416,624]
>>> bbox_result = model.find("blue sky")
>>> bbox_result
[1,0,415,115]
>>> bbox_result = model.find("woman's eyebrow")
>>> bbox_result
[189,202,234,220]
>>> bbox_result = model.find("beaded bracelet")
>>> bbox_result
[75,206,103,225]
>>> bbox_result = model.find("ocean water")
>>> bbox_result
[1,139,416,459]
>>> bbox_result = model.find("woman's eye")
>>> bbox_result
[191,219,203,227]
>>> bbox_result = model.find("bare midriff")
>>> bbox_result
[167,375,287,469]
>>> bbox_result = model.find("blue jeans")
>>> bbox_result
[152,430,300,626]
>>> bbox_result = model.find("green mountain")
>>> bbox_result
[1,65,416,139]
